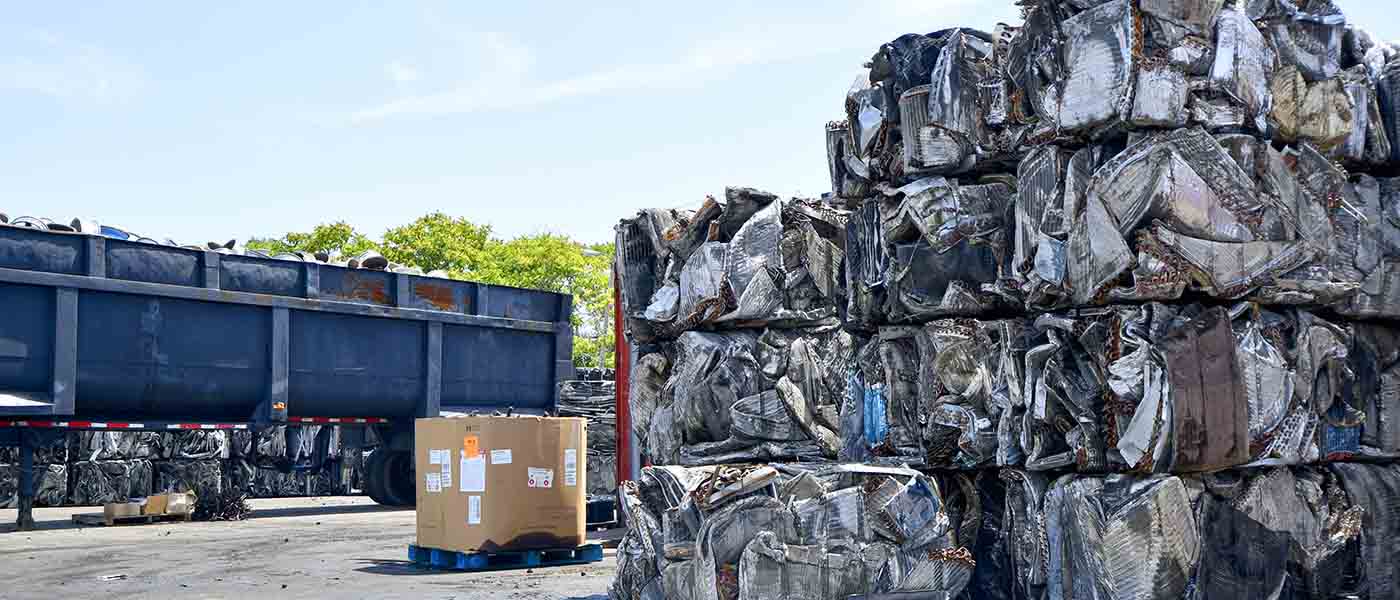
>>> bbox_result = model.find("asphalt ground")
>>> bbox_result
[0,496,619,599]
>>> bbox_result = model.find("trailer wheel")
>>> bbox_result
[364,449,389,505]
[381,450,416,507]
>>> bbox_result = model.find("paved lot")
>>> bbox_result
[0,497,617,599]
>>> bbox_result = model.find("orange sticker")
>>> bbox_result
[464,435,479,457]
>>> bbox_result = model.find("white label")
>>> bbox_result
[425,472,442,493]
[467,496,482,525]
[528,467,554,488]
[564,449,578,487]
[461,453,486,493]
[440,458,452,490]
[428,449,444,465]
[490,449,513,465]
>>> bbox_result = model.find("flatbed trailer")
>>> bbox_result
[0,225,574,530]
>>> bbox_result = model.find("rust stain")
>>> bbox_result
[413,281,458,312]
[335,273,391,305]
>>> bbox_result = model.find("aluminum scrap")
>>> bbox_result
[611,463,978,600]
[559,379,620,496]
[605,2,1400,598]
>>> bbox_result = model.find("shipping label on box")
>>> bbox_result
[528,467,554,488]
[564,449,578,487]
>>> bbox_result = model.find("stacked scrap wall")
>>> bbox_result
[0,427,365,508]
[612,0,1400,598]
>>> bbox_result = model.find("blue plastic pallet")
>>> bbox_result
[408,542,604,572]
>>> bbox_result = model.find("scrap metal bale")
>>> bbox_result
[1348,322,1400,459]
[1057,0,1138,135]
[1197,466,1365,599]
[1211,4,1277,132]
[654,326,855,467]
[68,460,154,506]
[154,459,223,501]
[67,431,161,462]
[1329,463,1400,598]
[616,196,848,340]
[877,178,1018,322]
[228,429,254,459]
[1334,177,1400,320]
[160,430,230,460]
[611,463,978,600]
[915,319,1030,470]
[1044,475,1201,600]
[1051,128,1363,308]
[0,436,67,465]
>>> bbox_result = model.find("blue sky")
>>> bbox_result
[2,1,1396,246]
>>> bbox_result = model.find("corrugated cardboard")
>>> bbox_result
[165,492,196,516]
[104,501,143,521]
[144,492,197,516]
[143,494,168,516]
[415,416,587,553]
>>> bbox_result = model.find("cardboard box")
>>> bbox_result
[104,501,143,521]
[143,494,168,516]
[143,492,197,516]
[165,492,196,516]
[415,416,587,554]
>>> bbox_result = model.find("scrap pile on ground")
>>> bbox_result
[612,0,1400,598]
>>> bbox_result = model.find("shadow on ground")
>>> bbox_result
[249,503,409,520]
[353,559,460,577]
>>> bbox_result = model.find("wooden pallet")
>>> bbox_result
[72,512,194,527]
[408,543,604,572]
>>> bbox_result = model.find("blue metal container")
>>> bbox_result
[0,227,574,423]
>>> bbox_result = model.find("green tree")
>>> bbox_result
[246,221,378,259]
[380,212,492,276]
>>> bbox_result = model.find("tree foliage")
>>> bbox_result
[247,221,377,258]
[251,217,614,369]
[380,212,492,275]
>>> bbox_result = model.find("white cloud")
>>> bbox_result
[386,61,420,83]
[0,30,145,103]
[352,29,808,122]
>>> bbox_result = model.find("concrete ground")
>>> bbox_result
[0,497,618,599]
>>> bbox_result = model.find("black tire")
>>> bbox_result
[364,449,389,506]
[381,451,416,507]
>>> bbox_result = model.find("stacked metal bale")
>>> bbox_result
[559,379,621,498]
[0,428,364,509]
[613,463,985,600]
[613,1,1400,598]
[65,431,160,505]
[231,425,359,499]
[0,437,70,507]
[615,188,855,470]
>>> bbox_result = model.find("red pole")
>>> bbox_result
[613,275,632,485]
